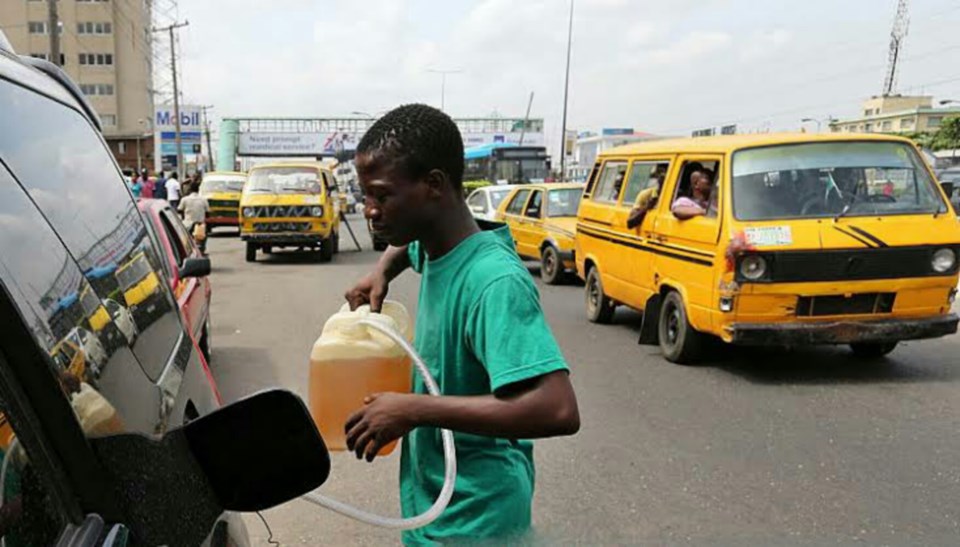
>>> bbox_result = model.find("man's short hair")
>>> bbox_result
[356,104,465,188]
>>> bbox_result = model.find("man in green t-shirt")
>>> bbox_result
[344,104,580,546]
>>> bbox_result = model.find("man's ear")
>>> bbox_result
[423,169,450,198]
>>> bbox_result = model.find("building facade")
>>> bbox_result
[565,129,665,181]
[0,0,153,171]
[830,95,960,134]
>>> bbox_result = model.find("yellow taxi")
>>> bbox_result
[240,162,341,263]
[115,250,163,325]
[496,182,584,284]
[199,171,246,231]
[575,133,960,363]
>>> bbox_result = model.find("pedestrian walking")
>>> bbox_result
[154,171,168,201]
[178,186,210,254]
[140,169,155,199]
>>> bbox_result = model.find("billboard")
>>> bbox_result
[461,132,545,147]
[237,131,361,156]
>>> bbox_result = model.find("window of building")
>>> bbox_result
[118,141,126,154]
[79,84,114,96]
[864,123,873,132]
[76,0,110,3]
[864,109,874,116]
[77,22,112,35]
[901,118,915,130]
[881,120,893,131]
[78,53,113,66]
[100,114,117,126]
[28,22,47,34]
[928,116,943,128]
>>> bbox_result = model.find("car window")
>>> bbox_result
[0,77,180,381]
[671,160,721,219]
[623,161,670,205]
[591,161,628,204]
[0,164,162,443]
[505,189,531,215]
[489,189,511,209]
[467,191,487,212]
[525,190,543,218]
[0,396,69,545]
[160,209,195,267]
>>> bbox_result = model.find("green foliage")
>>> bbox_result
[463,180,492,195]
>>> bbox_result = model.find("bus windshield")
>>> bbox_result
[732,141,946,221]
[245,167,322,195]
[200,177,245,194]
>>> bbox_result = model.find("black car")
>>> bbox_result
[0,36,328,546]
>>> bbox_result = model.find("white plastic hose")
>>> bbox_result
[301,319,457,530]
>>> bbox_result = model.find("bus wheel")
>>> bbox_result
[320,234,335,263]
[245,242,257,263]
[658,291,704,364]
[541,245,564,285]
[850,342,898,359]
[585,267,615,324]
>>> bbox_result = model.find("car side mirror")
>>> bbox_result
[89,390,330,546]
[179,257,210,279]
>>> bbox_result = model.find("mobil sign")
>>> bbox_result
[155,104,202,132]
[154,104,202,166]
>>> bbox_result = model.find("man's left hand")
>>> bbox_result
[345,392,420,462]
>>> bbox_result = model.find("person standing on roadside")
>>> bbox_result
[343,104,580,546]
[166,172,182,211]
[178,186,210,253]
[140,169,155,199]
[129,175,143,198]
[154,171,168,201]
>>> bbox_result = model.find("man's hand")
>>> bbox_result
[345,392,420,462]
[344,271,389,312]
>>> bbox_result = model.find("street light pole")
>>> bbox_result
[559,0,575,181]
[801,118,822,132]
[427,69,462,112]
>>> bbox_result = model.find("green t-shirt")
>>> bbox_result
[401,225,569,546]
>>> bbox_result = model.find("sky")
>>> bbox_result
[171,0,960,158]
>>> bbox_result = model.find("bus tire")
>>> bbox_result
[658,291,704,364]
[320,234,335,263]
[585,267,615,324]
[245,242,257,263]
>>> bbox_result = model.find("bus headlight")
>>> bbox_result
[932,248,956,273]
[311,206,324,217]
[242,207,255,218]
[739,255,768,281]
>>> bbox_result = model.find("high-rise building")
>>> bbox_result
[0,0,154,172]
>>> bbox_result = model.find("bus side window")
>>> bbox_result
[584,162,601,196]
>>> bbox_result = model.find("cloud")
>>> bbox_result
[646,31,732,65]
[738,29,794,62]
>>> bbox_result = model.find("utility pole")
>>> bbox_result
[427,69,462,111]
[153,20,189,180]
[519,91,535,146]
[882,0,909,96]
[201,105,214,172]
[47,0,61,66]
[559,0,575,181]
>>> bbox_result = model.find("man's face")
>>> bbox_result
[356,154,435,247]
[695,173,713,195]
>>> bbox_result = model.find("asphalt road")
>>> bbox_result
[204,215,960,546]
